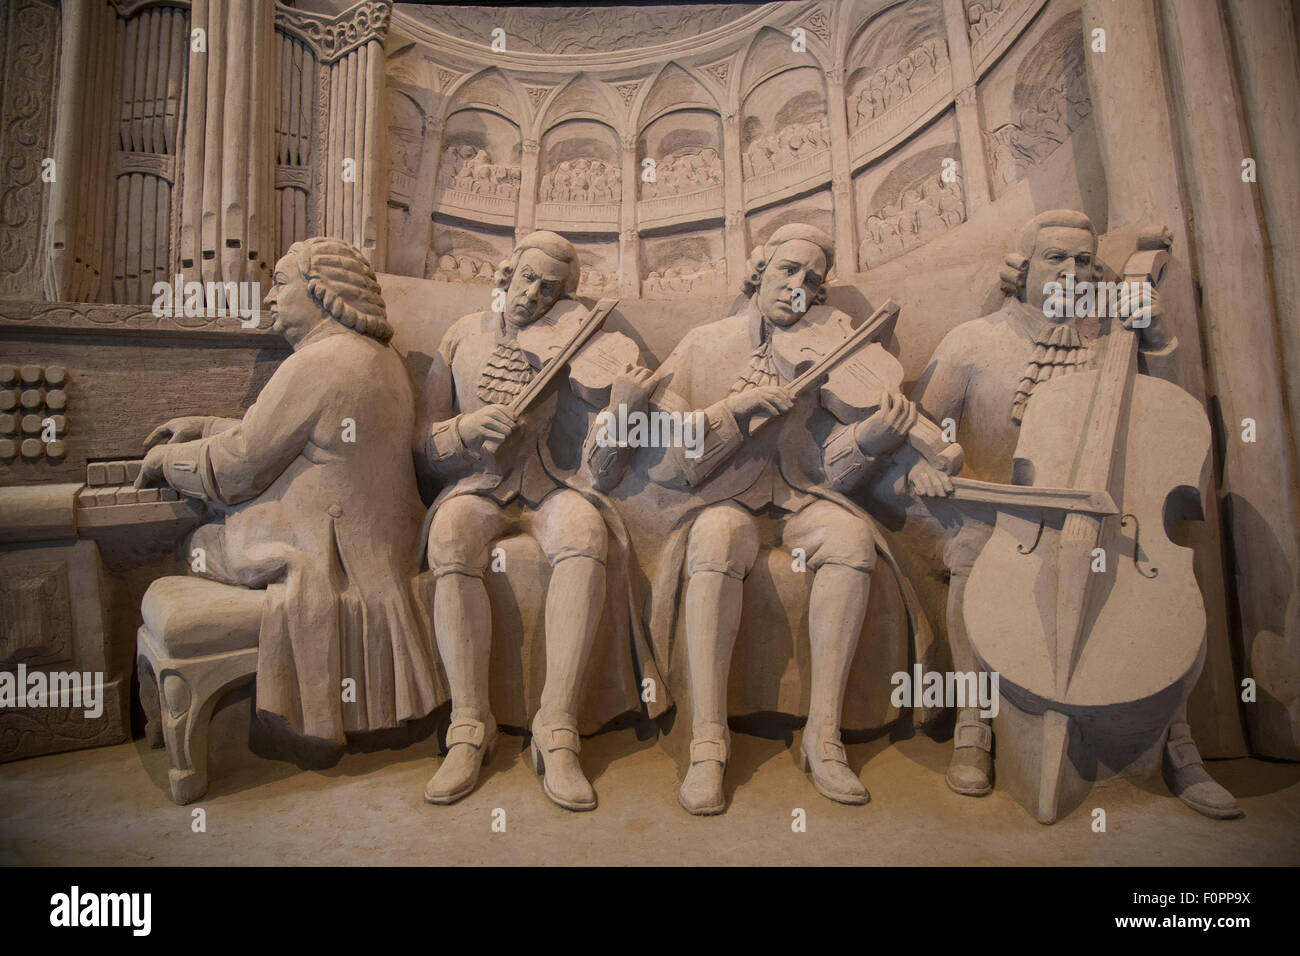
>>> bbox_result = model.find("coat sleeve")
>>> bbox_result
[647,334,746,490]
[415,322,478,486]
[161,350,325,505]
[913,327,972,429]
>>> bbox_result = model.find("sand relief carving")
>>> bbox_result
[966,0,1007,41]
[909,211,1241,822]
[642,257,728,297]
[641,146,723,199]
[741,116,830,179]
[432,252,501,283]
[639,224,959,814]
[415,230,656,811]
[438,144,522,198]
[133,238,441,799]
[538,158,623,203]
[859,170,965,270]
[850,38,950,128]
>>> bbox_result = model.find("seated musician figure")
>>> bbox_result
[647,224,927,814]
[136,237,441,745]
[415,230,655,812]
[910,209,1241,818]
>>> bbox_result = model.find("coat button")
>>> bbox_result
[328,505,343,518]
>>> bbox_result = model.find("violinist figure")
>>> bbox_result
[648,224,926,814]
[911,209,1241,819]
[415,230,656,811]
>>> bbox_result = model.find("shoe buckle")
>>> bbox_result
[447,719,486,749]
[690,737,727,765]
[954,721,992,752]
[818,738,848,765]
[543,725,580,754]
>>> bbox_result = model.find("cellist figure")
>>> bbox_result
[912,209,1240,819]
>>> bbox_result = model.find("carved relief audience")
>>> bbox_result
[538,158,623,203]
[966,0,1005,41]
[642,257,728,296]
[438,144,522,198]
[986,78,1092,184]
[432,253,500,284]
[741,117,830,179]
[851,39,950,129]
[858,173,965,269]
[641,147,723,199]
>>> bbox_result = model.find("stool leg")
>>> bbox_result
[159,671,212,805]
[137,652,164,749]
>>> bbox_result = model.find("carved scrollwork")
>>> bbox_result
[275,0,391,65]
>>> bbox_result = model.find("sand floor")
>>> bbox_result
[2,711,1298,866]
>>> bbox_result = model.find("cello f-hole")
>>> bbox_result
[1121,513,1159,578]
[1017,518,1045,555]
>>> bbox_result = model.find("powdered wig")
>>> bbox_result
[494,230,581,296]
[1000,209,1099,295]
[290,237,393,343]
[741,223,836,306]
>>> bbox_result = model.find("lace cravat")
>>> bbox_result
[476,338,535,405]
[1012,320,1091,425]
[730,334,783,393]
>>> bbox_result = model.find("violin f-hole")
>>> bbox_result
[1017,518,1045,555]
[1120,513,1158,578]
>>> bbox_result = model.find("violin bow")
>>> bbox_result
[508,297,621,418]
[747,300,901,435]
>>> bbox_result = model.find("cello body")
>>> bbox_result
[963,232,1214,822]
[966,369,1210,712]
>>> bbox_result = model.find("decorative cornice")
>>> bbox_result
[275,1,391,66]
[389,4,797,75]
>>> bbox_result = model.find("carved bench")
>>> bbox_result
[136,576,262,805]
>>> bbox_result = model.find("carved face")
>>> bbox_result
[505,247,570,327]
[266,253,321,347]
[1024,224,1096,315]
[757,238,827,327]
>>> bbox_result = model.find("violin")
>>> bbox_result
[515,297,638,410]
[763,300,964,473]
[962,228,1209,823]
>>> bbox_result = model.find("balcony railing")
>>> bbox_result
[743,148,832,208]
[971,0,1047,74]
[849,66,954,164]
[637,185,725,228]
[433,186,518,223]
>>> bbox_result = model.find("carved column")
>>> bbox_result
[391,111,442,277]
[619,133,639,298]
[824,68,858,275]
[276,0,392,267]
[941,0,990,213]
[721,111,748,289]
[516,137,540,240]
[1160,0,1300,760]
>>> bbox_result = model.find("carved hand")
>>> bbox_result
[1119,286,1170,350]
[855,391,918,456]
[456,404,517,456]
[134,445,169,489]
[144,416,210,449]
[609,364,657,411]
[907,458,954,497]
[724,385,794,433]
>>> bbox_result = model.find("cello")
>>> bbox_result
[962,228,1211,823]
